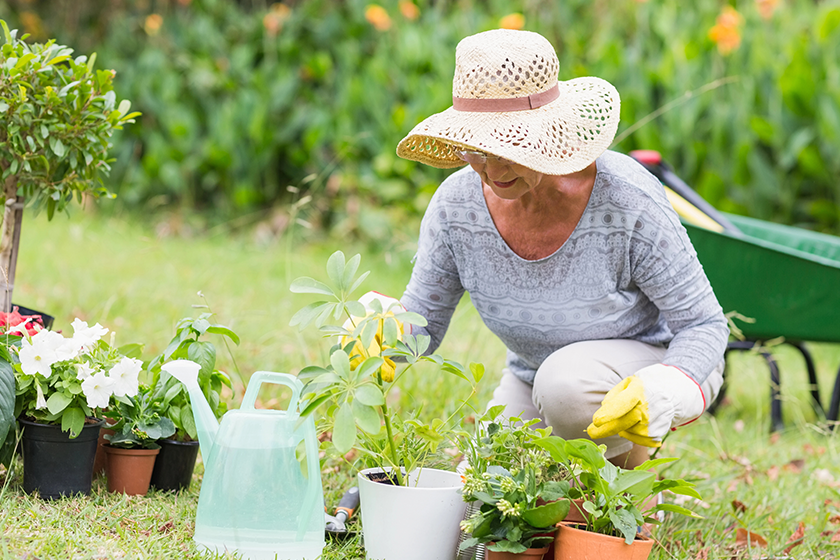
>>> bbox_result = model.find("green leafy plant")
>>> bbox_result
[0,20,138,310]
[532,435,704,544]
[457,409,573,554]
[104,386,175,449]
[290,250,482,485]
[146,313,238,441]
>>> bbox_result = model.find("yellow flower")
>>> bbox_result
[499,13,525,30]
[365,4,392,31]
[144,14,163,36]
[399,1,420,20]
[342,313,405,383]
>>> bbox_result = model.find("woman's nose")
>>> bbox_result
[484,159,509,176]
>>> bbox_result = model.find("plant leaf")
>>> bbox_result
[634,457,679,472]
[332,401,356,454]
[355,357,385,382]
[61,406,85,438]
[300,393,332,417]
[289,301,331,329]
[351,400,381,435]
[46,392,72,415]
[342,253,361,290]
[0,360,14,446]
[330,350,351,380]
[487,541,527,554]
[290,277,335,296]
[609,469,656,497]
[326,251,346,289]
[355,383,385,406]
[533,436,569,463]
[187,341,216,382]
[609,508,639,545]
[652,503,704,519]
[206,325,240,345]
[522,499,570,528]
[393,311,428,327]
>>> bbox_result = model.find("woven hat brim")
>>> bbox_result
[396,77,620,176]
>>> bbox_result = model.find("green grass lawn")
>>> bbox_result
[2,209,840,559]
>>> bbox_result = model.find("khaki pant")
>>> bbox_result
[488,339,725,458]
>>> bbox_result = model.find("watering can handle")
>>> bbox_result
[240,371,303,413]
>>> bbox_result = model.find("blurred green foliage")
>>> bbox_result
[2,0,839,237]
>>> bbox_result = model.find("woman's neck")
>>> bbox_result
[483,163,598,260]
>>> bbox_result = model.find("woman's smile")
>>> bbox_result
[493,179,518,189]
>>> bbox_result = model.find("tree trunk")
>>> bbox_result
[0,174,23,314]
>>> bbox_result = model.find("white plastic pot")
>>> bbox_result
[358,467,467,560]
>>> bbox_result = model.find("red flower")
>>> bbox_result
[0,307,44,336]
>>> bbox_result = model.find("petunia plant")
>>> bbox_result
[291,251,483,486]
[2,318,144,444]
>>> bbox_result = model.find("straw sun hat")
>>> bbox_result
[396,29,621,176]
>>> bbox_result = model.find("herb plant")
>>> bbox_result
[458,409,572,554]
[533,435,704,544]
[147,313,238,441]
[104,386,175,449]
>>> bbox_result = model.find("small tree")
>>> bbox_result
[0,20,138,311]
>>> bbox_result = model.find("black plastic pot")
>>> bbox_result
[20,417,104,499]
[149,438,199,492]
[11,304,54,330]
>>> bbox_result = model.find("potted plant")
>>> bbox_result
[0,20,138,314]
[103,385,176,496]
[146,312,238,492]
[0,316,141,498]
[530,435,704,560]
[291,250,483,560]
[456,410,573,560]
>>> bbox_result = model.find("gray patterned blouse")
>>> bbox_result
[400,150,729,385]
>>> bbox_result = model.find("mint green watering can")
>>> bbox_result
[163,360,324,560]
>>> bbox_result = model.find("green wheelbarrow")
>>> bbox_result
[631,150,840,432]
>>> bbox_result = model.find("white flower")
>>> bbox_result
[35,383,47,409]
[82,370,114,409]
[70,318,109,354]
[76,362,96,381]
[18,330,62,377]
[108,357,142,398]
[40,329,81,362]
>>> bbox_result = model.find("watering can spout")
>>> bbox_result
[161,359,219,457]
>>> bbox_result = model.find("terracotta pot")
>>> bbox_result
[486,542,551,560]
[103,445,160,496]
[564,498,587,524]
[554,523,654,560]
[91,422,117,478]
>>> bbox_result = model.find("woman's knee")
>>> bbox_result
[531,344,616,436]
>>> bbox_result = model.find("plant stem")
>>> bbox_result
[377,371,402,485]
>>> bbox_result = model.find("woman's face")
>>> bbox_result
[466,157,544,200]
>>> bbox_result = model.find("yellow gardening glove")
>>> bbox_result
[341,292,407,382]
[586,364,706,448]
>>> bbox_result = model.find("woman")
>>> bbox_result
[394,28,727,467]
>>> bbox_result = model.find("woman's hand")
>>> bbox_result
[586,364,706,447]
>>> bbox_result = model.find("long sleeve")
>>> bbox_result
[629,184,729,384]
[400,186,466,355]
